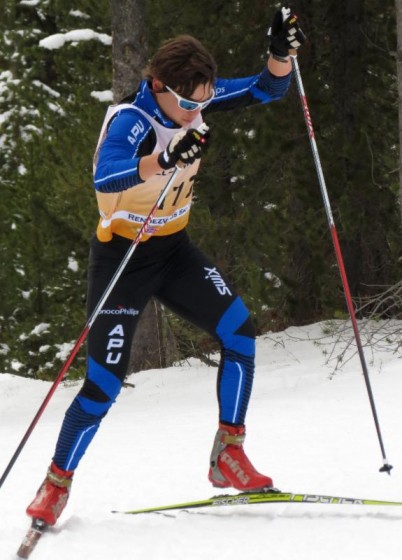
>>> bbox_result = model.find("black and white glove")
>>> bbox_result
[268,6,306,60]
[158,125,210,170]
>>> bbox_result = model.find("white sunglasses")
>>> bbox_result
[164,84,215,111]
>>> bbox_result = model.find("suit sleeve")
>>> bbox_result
[204,67,292,114]
[94,110,154,193]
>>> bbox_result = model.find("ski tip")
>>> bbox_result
[380,463,393,475]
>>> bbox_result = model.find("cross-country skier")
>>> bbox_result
[26,7,305,526]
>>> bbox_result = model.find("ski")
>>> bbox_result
[17,518,48,559]
[112,490,402,516]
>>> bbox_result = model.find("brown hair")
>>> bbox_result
[144,35,217,98]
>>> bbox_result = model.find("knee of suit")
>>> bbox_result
[77,356,123,417]
[216,296,256,358]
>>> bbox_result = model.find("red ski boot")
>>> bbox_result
[208,423,273,491]
[26,462,74,525]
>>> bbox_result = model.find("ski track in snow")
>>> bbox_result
[1,321,402,559]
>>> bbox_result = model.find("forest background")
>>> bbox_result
[0,0,400,380]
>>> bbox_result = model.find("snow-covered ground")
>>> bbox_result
[1,321,402,559]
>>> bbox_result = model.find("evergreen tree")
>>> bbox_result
[145,0,400,354]
[0,0,111,377]
[0,0,399,377]
[295,0,400,311]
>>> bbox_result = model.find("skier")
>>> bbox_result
[26,7,305,526]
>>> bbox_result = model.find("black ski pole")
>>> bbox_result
[291,54,392,474]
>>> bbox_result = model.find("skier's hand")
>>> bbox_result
[158,126,210,169]
[268,7,306,59]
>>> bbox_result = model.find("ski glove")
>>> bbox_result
[158,125,210,170]
[268,6,306,59]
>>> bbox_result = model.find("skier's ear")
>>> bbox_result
[152,78,165,93]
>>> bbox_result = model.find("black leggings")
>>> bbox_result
[53,230,256,470]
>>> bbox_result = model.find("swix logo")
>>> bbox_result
[128,121,145,145]
[220,452,250,485]
[106,324,124,365]
[204,267,232,296]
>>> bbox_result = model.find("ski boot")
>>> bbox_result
[26,462,74,525]
[208,423,273,491]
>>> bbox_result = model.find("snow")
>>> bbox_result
[39,29,112,50]
[54,342,75,362]
[67,256,79,273]
[30,323,51,337]
[69,10,90,20]
[32,80,60,98]
[1,321,402,559]
[90,90,114,103]
[19,0,40,6]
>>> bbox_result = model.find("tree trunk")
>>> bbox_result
[110,0,147,102]
[109,0,178,372]
[129,300,178,371]
[396,0,402,214]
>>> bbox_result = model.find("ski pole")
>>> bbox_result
[290,54,392,474]
[0,163,184,490]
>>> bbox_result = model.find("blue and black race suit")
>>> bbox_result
[52,67,291,471]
